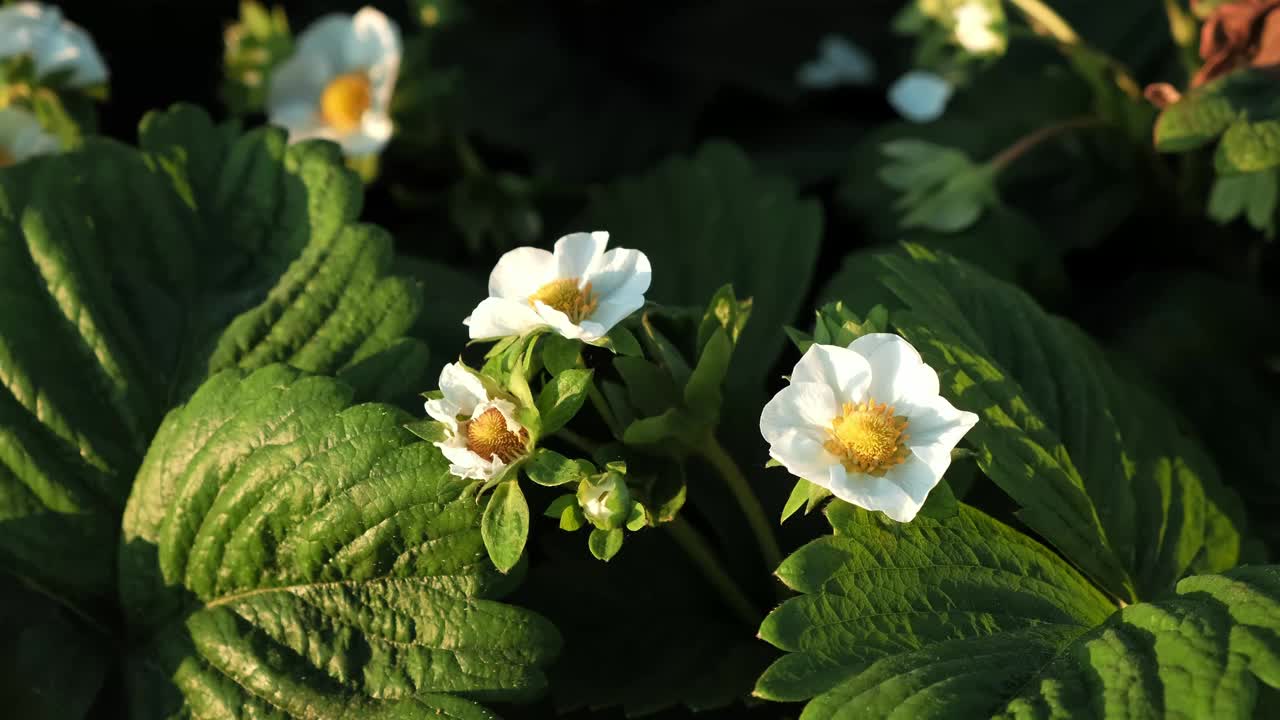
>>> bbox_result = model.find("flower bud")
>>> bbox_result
[577,471,632,530]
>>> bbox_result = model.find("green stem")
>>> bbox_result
[666,517,762,628]
[699,435,784,575]
[1161,0,1201,78]
[1006,0,1080,45]
[988,115,1105,172]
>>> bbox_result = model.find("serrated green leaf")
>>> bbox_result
[588,528,624,561]
[544,494,577,519]
[697,284,752,353]
[526,448,592,487]
[867,246,1242,602]
[1155,70,1280,166]
[0,105,429,610]
[757,501,1280,719]
[536,368,593,435]
[1207,168,1278,236]
[604,324,644,357]
[483,479,531,573]
[582,141,821,389]
[118,366,558,717]
[614,356,682,417]
[1217,118,1280,174]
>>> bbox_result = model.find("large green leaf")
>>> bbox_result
[0,105,430,608]
[842,246,1243,603]
[756,501,1280,719]
[581,141,822,390]
[119,365,560,719]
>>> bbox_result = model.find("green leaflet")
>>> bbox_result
[757,501,1280,719]
[868,246,1242,603]
[119,366,560,718]
[1155,70,1280,173]
[581,141,822,390]
[0,104,431,606]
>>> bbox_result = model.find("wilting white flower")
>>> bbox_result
[0,106,58,166]
[426,363,530,482]
[888,70,953,123]
[266,6,400,157]
[0,2,107,87]
[760,334,978,522]
[953,2,1002,54]
[465,231,652,344]
[797,35,875,90]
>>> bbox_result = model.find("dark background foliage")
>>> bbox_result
[44,0,1280,717]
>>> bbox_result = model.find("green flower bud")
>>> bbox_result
[577,471,632,530]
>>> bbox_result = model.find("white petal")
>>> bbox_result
[888,71,953,123]
[340,112,393,156]
[883,455,943,521]
[905,400,978,475]
[488,246,558,299]
[790,344,873,404]
[768,429,841,483]
[293,13,355,60]
[583,297,643,337]
[347,7,400,109]
[32,13,106,86]
[465,297,547,340]
[267,55,333,115]
[848,333,940,404]
[583,246,651,301]
[0,107,58,161]
[424,398,462,427]
[760,382,838,444]
[533,302,593,341]
[825,464,925,523]
[437,363,489,414]
[554,231,609,279]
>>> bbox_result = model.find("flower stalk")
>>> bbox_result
[666,516,762,628]
[700,435,784,575]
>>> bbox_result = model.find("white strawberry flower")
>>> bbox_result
[426,363,530,482]
[0,106,58,166]
[266,6,400,158]
[0,2,108,87]
[465,231,652,344]
[760,334,978,522]
[953,1,1002,55]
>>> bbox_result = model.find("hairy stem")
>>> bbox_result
[1006,0,1080,45]
[699,436,784,576]
[988,116,1105,172]
[587,384,623,438]
[666,517,762,628]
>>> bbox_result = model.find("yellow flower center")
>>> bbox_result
[528,277,598,323]
[320,72,372,132]
[825,400,910,476]
[0,147,13,168]
[465,407,528,463]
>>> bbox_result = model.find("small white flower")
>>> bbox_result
[0,2,107,87]
[953,2,1002,54]
[426,363,530,482]
[266,6,400,157]
[888,71,953,123]
[760,334,978,522]
[0,106,58,166]
[797,35,876,90]
[465,231,652,344]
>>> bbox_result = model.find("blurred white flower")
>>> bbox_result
[760,334,978,522]
[0,106,58,166]
[888,70,953,123]
[0,2,107,87]
[465,231,652,344]
[797,35,876,90]
[426,363,530,482]
[266,6,400,157]
[953,2,1002,54]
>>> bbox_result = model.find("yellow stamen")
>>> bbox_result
[528,277,598,323]
[824,400,911,476]
[465,407,527,463]
[320,72,372,132]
